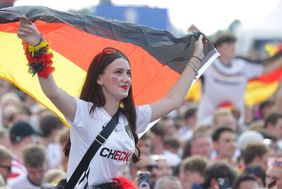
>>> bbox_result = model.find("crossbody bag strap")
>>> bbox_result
[65,111,120,188]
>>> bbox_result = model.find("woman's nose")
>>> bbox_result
[122,74,131,82]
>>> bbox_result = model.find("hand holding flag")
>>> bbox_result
[18,16,41,46]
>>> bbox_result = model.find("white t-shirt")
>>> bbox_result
[197,58,263,124]
[67,99,151,188]
[9,176,41,189]
[46,143,61,169]
[7,156,27,185]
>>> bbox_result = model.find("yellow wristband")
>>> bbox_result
[28,39,48,57]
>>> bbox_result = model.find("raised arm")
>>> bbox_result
[262,51,282,74]
[17,17,76,122]
[149,35,204,122]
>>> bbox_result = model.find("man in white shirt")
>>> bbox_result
[198,33,282,124]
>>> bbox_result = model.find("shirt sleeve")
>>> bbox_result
[136,104,152,134]
[66,98,90,128]
[243,60,263,79]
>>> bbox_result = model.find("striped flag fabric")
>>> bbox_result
[0,6,219,126]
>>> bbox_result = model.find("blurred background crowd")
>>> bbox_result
[1,0,282,189]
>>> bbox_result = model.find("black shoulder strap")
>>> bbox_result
[65,111,120,188]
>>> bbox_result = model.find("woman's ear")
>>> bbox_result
[97,75,103,86]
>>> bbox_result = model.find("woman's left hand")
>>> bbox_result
[192,34,205,67]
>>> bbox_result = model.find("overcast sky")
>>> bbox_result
[14,0,282,35]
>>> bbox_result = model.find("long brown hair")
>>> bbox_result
[79,47,140,162]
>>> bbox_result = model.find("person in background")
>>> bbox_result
[243,166,266,187]
[154,176,183,189]
[9,144,46,189]
[39,113,64,169]
[232,174,260,189]
[0,145,12,186]
[266,158,282,189]
[137,133,153,156]
[158,117,179,140]
[7,106,31,127]
[212,127,237,165]
[178,106,197,142]
[212,109,237,131]
[41,169,66,189]
[197,33,282,124]
[237,130,264,153]
[242,143,269,171]
[152,155,173,178]
[258,99,275,120]
[129,155,159,188]
[8,121,37,184]
[203,162,237,189]
[163,138,181,168]
[0,92,22,110]
[0,128,10,149]
[182,130,213,159]
[179,155,209,189]
[264,113,282,140]
[150,124,166,155]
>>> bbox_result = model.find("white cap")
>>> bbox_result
[237,131,264,150]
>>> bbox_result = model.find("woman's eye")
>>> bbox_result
[127,71,131,77]
[115,70,122,74]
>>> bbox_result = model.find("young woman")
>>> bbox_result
[17,18,204,188]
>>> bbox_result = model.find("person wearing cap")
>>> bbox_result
[197,32,282,125]
[7,121,38,185]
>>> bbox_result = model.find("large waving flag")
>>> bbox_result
[244,47,282,106]
[0,6,219,126]
[243,54,282,106]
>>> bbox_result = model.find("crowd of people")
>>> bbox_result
[0,15,282,189]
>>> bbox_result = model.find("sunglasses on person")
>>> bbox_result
[0,164,12,172]
[103,47,118,54]
[97,47,119,62]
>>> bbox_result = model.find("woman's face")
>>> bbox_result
[98,57,131,101]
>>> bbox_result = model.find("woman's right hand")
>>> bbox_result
[17,17,41,46]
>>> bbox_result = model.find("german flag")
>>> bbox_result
[0,6,219,126]
[244,49,282,106]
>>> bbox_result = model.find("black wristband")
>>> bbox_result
[191,55,202,62]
